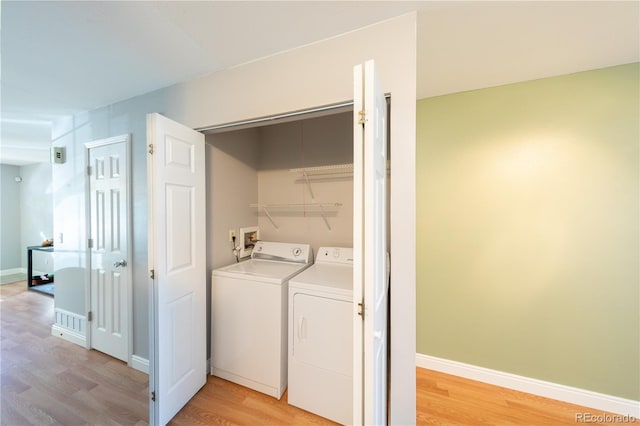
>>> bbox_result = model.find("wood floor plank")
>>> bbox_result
[87,384,148,424]
[1,390,61,426]
[55,369,99,392]
[17,386,87,425]
[0,401,30,426]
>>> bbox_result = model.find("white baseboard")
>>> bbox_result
[0,268,27,284]
[131,355,149,374]
[129,356,205,376]
[51,324,86,347]
[0,267,26,276]
[52,308,86,347]
[416,353,639,418]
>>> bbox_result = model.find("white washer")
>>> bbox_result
[288,247,354,425]
[211,241,312,399]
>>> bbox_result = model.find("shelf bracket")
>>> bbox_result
[302,171,316,200]
[318,204,331,231]
[262,206,279,230]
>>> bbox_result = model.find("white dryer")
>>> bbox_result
[288,247,354,425]
[211,241,312,399]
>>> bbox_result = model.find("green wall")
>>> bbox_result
[416,63,639,400]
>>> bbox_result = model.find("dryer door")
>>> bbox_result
[292,293,352,375]
[289,291,353,424]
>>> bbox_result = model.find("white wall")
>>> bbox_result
[52,13,416,421]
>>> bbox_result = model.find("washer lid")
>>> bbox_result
[214,259,310,283]
[290,263,353,296]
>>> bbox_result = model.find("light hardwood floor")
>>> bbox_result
[2,281,636,425]
[0,281,147,425]
[416,368,638,425]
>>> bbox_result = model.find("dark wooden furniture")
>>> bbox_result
[27,245,54,289]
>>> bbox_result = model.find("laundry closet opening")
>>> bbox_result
[200,101,391,421]
[203,102,390,272]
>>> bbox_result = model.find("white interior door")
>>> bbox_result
[353,60,389,425]
[147,113,206,425]
[87,135,131,362]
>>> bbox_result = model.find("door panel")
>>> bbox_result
[88,138,130,362]
[166,184,195,272]
[147,113,206,425]
[365,59,388,426]
[353,60,388,425]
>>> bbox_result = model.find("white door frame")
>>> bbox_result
[84,134,133,364]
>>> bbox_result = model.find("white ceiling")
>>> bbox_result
[1,1,638,166]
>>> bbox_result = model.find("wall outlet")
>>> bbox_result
[228,229,236,242]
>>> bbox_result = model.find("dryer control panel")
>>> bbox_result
[316,247,354,265]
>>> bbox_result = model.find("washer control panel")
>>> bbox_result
[252,241,312,264]
[316,247,354,265]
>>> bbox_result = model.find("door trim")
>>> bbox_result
[84,134,133,365]
[196,95,389,134]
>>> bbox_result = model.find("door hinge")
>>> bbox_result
[88,238,93,249]
[87,165,92,176]
[150,269,155,279]
[357,301,364,318]
[148,144,154,155]
[87,311,92,322]
[151,391,156,402]
[358,110,366,126]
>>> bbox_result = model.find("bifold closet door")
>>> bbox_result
[147,113,206,425]
[353,59,389,426]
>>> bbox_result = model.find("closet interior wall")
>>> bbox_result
[206,111,355,268]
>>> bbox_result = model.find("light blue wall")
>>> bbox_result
[0,165,22,271]
[52,93,164,355]
[19,163,54,273]
[0,163,53,277]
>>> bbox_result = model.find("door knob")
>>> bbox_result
[114,259,128,268]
